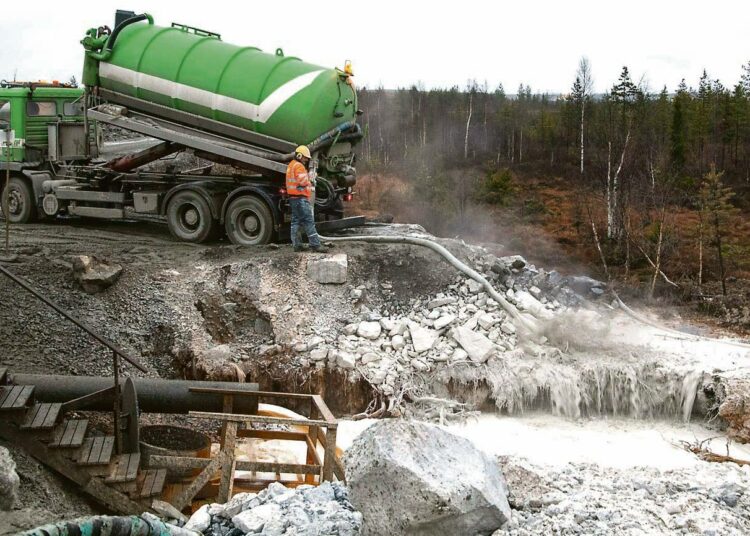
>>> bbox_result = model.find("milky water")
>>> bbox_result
[337,414,750,470]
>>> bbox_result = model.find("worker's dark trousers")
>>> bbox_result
[289,197,321,248]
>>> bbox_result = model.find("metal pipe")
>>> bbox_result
[12,374,260,414]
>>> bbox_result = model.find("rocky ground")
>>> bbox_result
[2,217,750,534]
[498,457,750,535]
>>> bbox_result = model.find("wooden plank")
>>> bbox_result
[78,436,114,466]
[41,404,62,429]
[217,421,237,503]
[237,429,308,442]
[311,395,337,424]
[0,367,7,384]
[21,404,43,429]
[50,419,88,448]
[322,427,338,482]
[12,386,35,409]
[0,385,34,409]
[189,411,336,429]
[171,451,229,511]
[82,476,144,515]
[0,386,13,406]
[106,453,141,483]
[135,468,167,499]
[22,403,62,430]
[148,455,321,475]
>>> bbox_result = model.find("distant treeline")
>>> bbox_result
[357,64,750,193]
[354,61,750,294]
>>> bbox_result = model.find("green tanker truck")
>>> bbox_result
[1,11,363,245]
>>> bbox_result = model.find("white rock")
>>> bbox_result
[184,504,211,532]
[306,253,347,284]
[361,352,381,364]
[232,503,282,533]
[453,326,495,363]
[411,358,429,372]
[357,321,382,340]
[478,313,498,330]
[344,323,358,336]
[0,447,19,511]
[309,348,328,362]
[500,321,516,335]
[434,314,456,330]
[307,336,324,350]
[467,279,483,294]
[428,297,457,309]
[427,309,441,320]
[350,288,363,300]
[335,351,356,369]
[379,318,396,332]
[391,335,406,350]
[408,323,439,354]
[389,320,408,337]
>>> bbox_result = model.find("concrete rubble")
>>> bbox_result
[307,254,348,284]
[345,420,511,535]
[173,481,363,536]
[0,446,20,511]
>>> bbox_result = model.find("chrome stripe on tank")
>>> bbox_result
[99,63,324,123]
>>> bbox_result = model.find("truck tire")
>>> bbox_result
[0,177,37,223]
[224,196,273,246]
[166,190,217,243]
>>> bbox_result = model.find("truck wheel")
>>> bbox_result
[0,177,37,223]
[166,190,217,243]
[224,196,273,246]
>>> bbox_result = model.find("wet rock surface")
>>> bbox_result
[345,420,511,535]
[71,255,123,294]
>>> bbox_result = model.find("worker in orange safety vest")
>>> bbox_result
[286,145,322,252]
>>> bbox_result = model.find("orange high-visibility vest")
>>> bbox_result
[286,160,312,199]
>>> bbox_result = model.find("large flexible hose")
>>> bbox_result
[19,515,197,536]
[319,233,541,335]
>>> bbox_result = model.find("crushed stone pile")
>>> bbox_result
[180,481,362,536]
[495,457,750,535]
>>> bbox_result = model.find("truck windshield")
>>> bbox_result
[0,101,9,129]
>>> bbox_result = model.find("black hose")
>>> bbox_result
[106,14,151,52]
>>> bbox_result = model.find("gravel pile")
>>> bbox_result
[496,457,750,535]
[181,482,362,536]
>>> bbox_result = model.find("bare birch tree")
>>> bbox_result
[576,57,593,175]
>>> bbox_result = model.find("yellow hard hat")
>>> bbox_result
[295,145,311,159]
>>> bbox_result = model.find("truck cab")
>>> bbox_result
[1,82,97,223]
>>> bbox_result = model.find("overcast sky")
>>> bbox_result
[1,0,749,94]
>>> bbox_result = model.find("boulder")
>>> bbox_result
[71,255,122,294]
[0,447,19,511]
[345,420,511,536]
[453,325,494,363]
[335,351,356,369]
[433,314,456,330]
[391,335,406,350]
[408,323,439,354]
[427,297,457,309]
[514,290,553,320]
[232,502,282,533]
[357,321,382,340]
[307,254,348,284]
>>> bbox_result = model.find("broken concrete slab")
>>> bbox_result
[453,325,494,363]
[408,322,439,354]
[71,255,122,294]
[307,253,348,284]
[345,420,511,536]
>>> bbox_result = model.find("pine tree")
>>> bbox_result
[699,167,737,295]
[671,80,688,172]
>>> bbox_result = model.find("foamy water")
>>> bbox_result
[337,414,750,470]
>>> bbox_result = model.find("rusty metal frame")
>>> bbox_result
[144,387,343,509]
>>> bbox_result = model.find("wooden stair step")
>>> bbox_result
[0,385,34,410]
[105,453,141,484]
[134,469,167,499]
[21,403,62,430]
[49,419,88,448]
[77,436,115,466]
[0,367,7,384]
